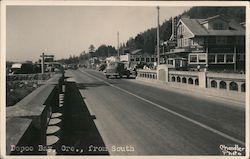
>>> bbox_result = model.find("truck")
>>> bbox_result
[104,62,131,79]
[9,63,36,74]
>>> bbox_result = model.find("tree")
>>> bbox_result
[89,44,95,53]
[89,44,96,57]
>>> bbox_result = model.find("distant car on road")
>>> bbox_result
[104,62,130,79]
[68,64,78,70]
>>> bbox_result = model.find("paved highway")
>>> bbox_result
[64,68,245,155]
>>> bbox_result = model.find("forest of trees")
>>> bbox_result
[59,6,245,64]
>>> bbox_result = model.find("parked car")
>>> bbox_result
[68,64,78,70]
[104,62,130,79]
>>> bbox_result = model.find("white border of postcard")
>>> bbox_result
[1,1,249,159]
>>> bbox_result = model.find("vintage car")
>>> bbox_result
[104,62,130,79]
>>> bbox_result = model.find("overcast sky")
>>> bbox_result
[7,6,190,62]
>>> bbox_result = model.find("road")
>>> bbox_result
[63,68,245,155]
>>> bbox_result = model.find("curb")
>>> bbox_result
[130,78,245,109]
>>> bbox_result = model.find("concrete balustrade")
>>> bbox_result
[6,73,64,155]
[136,64,245,93]
[207,72,245,92]
[137,69,158,80]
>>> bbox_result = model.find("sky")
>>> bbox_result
[6,6,190,62]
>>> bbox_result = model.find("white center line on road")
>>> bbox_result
[80,69,245,146]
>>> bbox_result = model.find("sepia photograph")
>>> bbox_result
[1,1,249,158]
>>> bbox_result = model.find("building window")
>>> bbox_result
[226,54,234,63]
[184,39,187,46]
[189,55,197,63]
[151,58,155,62]
[237,54,245,61]
[214,23,224,30]
[198,54,206,63]
[217,54,225,63]
[167,59,174,65]
[146,58,150,62]
[236,37,244,45]
[136,58,139,61]
[131,59,134,62]
[216,37,227,45]
[208,54,216,63]
[141,58,145,62]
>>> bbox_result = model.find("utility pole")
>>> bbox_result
[117,32,120,57]
[107,47,109,57]
[157,6,160,66]
[41,52,45,74]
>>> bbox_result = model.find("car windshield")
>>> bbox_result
[108,62,118,67]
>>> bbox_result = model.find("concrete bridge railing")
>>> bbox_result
[168,70,206,88]
[136,64,245,93]
[206,72,245,92]
[6,73,64,155]
[137,69,158,80]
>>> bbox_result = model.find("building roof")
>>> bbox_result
[130,49,142,55]
[180,15,245,36]
[199,15,230,24]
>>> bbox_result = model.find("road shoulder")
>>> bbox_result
[127,78,245,110]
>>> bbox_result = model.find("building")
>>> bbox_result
[164,15,245,72]
[120,49,158,65]
[106,56,120,64]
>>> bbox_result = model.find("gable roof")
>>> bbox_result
[130,49,142,55]
[200,15,230,24]
[179,15,245,36]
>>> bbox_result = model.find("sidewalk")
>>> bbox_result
[131,77,245,109]
[58,79,109,155]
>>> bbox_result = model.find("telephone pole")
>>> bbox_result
[117,32,120,57]
[41,52,45,74]
[157,6,160,66]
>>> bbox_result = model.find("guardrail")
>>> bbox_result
[136,66,245,93]
[6,73,64,155]
[206,72,245,92]
[136,69,157,80]
[168,70,200,86]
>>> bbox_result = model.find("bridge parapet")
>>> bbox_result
[136,65,245,93]
[137,69,158,80]
[168,70,206,88]
[206,72,245,92]
[6,73,64,155]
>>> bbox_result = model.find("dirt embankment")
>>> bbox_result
[7,73,53,107]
